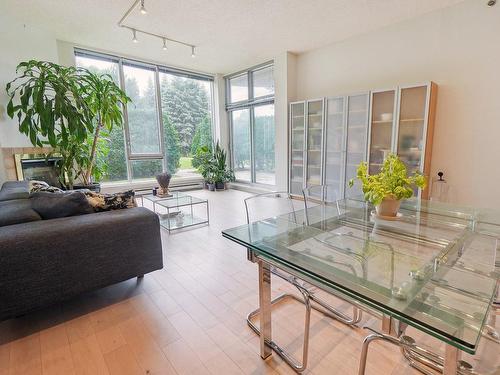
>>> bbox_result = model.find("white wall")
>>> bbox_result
[0,15,59,183]
[294,0,500,208]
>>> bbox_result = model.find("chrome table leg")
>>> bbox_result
[258,260,272,359]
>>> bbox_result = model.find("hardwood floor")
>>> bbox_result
[0,189,498,375]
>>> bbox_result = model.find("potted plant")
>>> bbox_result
[6,60,130,190]
[192,145,212,189]
[193,142,235,191]
[349,153,426,217]
[212,141,235,190]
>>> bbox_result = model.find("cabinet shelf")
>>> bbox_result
[372,120,393,124]
[400,118,424,122]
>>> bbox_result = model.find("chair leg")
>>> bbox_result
[247,289,312,372]
[358,332,386,375]
[137,275,144,279]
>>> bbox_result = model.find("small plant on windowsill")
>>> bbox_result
[348,153,426,218]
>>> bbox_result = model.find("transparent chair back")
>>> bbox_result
[244,191,298,224]
[302,185,340,225]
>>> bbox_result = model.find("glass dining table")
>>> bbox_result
[222,198,499,375]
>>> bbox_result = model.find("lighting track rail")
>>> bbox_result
[118,0,196,57]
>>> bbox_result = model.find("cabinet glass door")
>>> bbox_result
[369,90,396,174]
[345,93,369,198]
[290,102,305,195]
[397,85,427,173]
[306,100,324,192]
[324,97,345,201]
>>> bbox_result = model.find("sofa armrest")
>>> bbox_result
[0,207,163,320]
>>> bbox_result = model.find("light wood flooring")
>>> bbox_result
[0,189,498,375]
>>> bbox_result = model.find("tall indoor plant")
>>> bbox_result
[6,60,129,190]
[349,153,426,217]
[6,60,93,188]
[75,69,130,190]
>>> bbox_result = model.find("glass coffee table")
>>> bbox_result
[141,191,185,212]
[143,192,209,232]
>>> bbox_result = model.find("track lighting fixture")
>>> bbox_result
[119,0,196,57]
[139,0,147,14]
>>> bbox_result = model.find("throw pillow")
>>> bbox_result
[30,191,94,220]
[83,190,137,212]
[29,180,64,194]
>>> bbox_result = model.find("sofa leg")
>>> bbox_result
[137,275,144,279]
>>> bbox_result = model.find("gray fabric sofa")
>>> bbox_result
[0,181,163,321]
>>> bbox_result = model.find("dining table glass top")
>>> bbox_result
[222,198,499,354]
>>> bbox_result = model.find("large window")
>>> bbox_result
[75,49,214,183]
[226,63,275,185]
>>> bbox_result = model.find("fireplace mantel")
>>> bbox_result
[1,147,53,181]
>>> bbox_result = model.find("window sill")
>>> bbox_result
[101,176,204,193]
[228,182,276,194]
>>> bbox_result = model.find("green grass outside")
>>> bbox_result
[179,156,193,170]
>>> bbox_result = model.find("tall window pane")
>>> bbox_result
[75,54,128,182]
[232,109,251,181]
[123,64,161,155]
[254,104,275,185]
[229,75,248,103]
[130,160,163,180]
[159,72,213,178]
[252,66,274,98]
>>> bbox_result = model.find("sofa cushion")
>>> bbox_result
[83,190,137,212]
[29,180,64,194]
[30,191,94,219]
[0,181,30,201]
[0,199,42,227]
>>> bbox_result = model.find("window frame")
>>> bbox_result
[74,48,216,183]
[225,61,275,186]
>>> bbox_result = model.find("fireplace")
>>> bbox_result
[14,153,62,187]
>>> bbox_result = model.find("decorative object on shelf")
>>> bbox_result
[430,171,450,202]
[156,172,173,197]
[380,112,393,122]
[6,60,130,190]
[349,153,426,218]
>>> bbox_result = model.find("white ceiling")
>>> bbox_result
[1,0,466,74]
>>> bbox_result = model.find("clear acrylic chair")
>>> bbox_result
[302,184,341,226]
[244,191,362,372]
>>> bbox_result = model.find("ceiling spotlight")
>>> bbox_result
[487,0,496,6]
[162,38,167,51]
[139,0,147,14]
[191,46,196,58]
[132,29,138,43]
